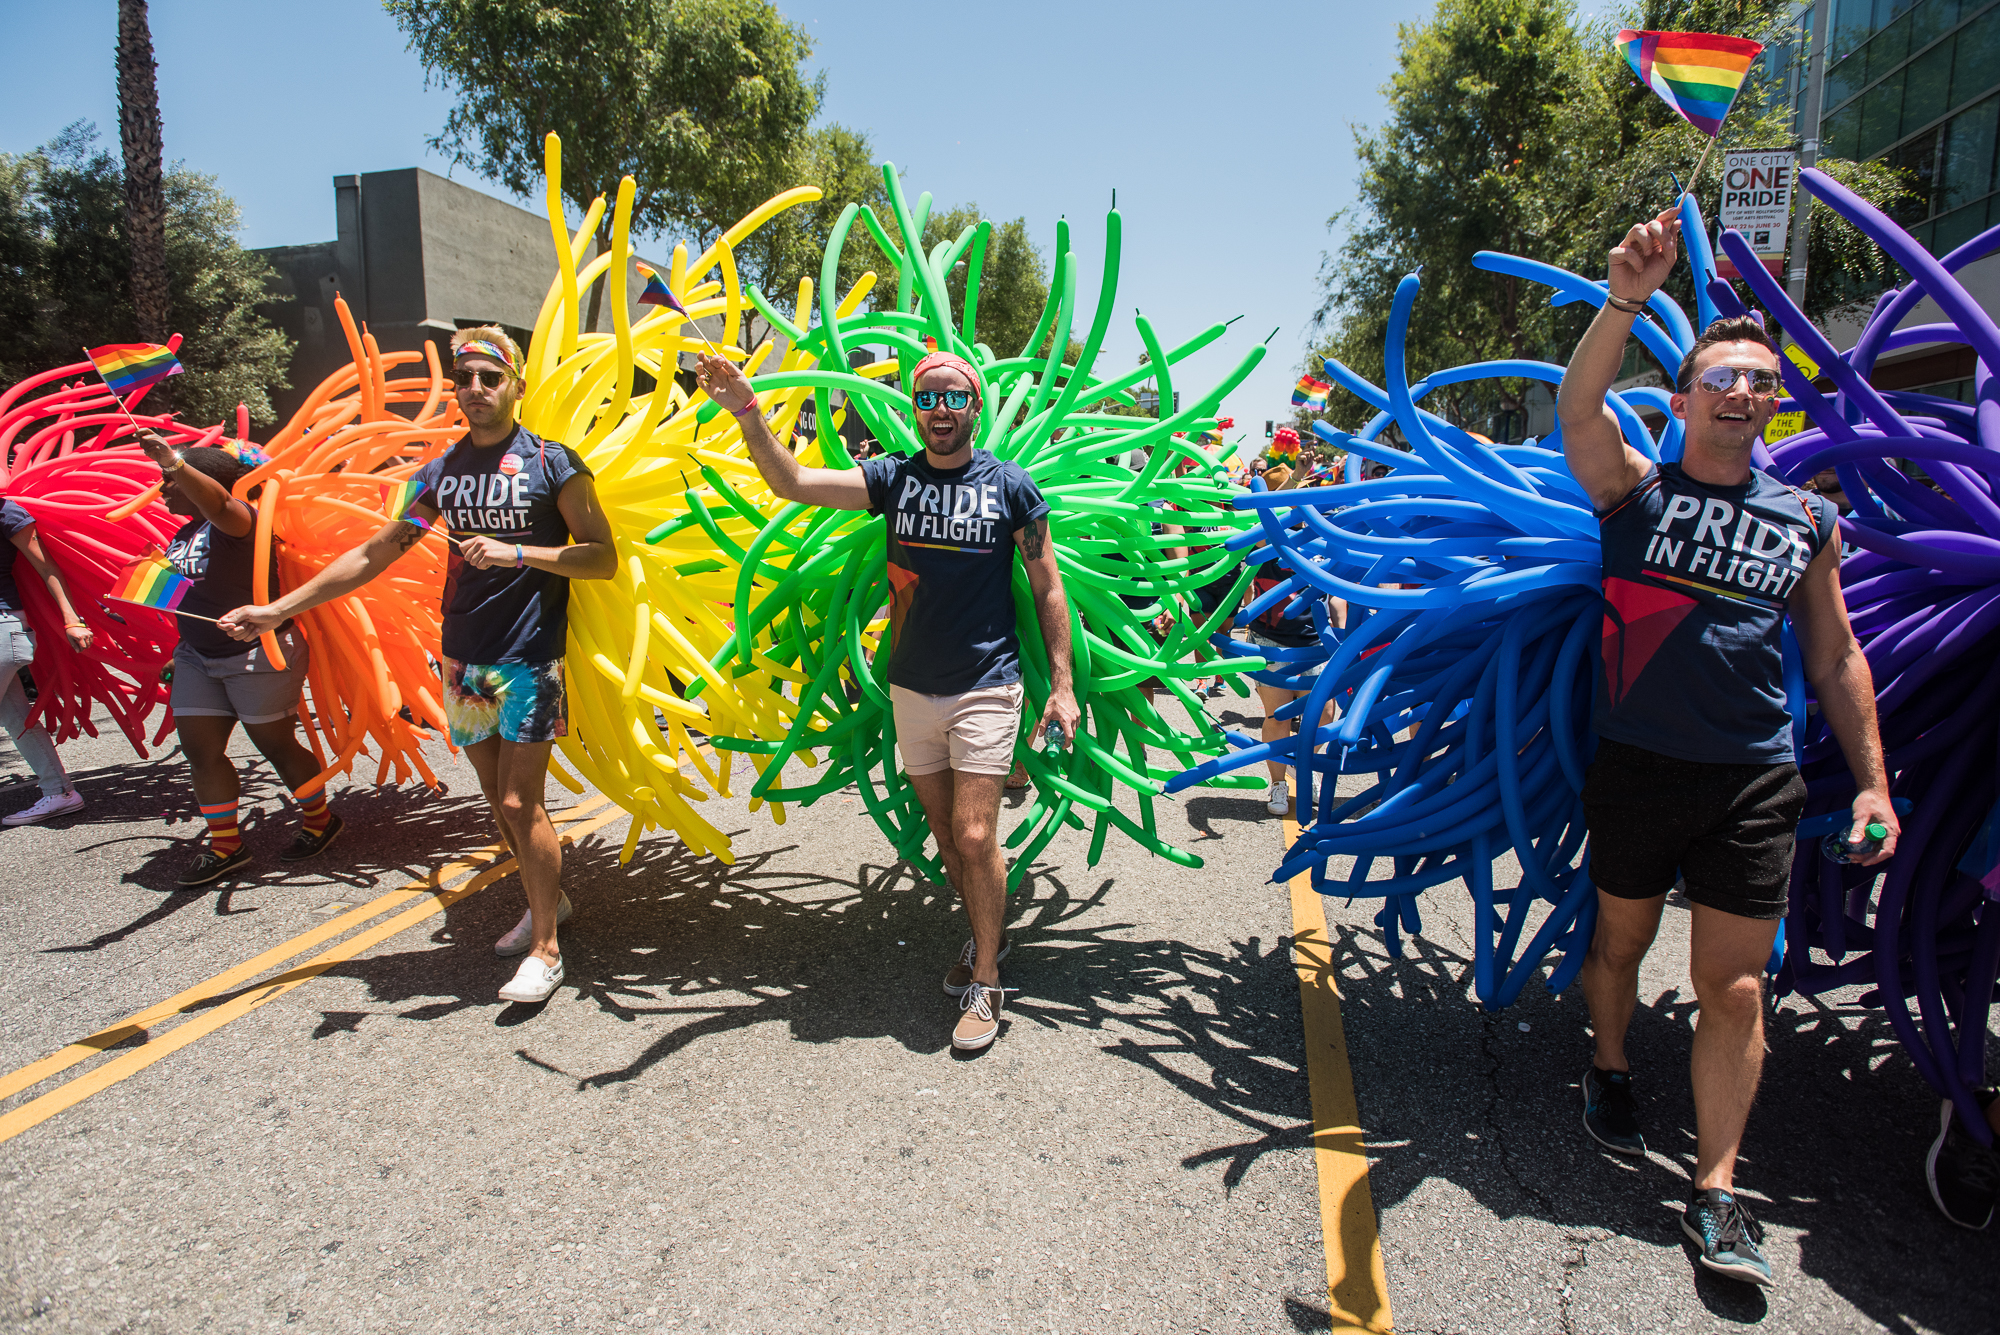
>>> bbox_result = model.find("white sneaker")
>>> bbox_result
[498,954,564,1004]
[494,892,573,957]
[3,790,83,826]
[1266,779,1290,816]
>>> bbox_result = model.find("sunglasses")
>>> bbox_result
[453,369,513,390]
[1689,365,1783,397]
[912,389,973,411]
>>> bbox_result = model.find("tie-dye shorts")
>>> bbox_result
[442,658,568,747]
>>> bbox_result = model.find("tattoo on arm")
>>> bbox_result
[393,522,427,553]
[1018,518,1048,561]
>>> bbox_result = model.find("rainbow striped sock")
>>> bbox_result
[200,800,242,856]
[294,785,330,837]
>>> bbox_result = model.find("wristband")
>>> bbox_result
[63,622,87,630]
[729,394,761,418]
[515,544,525,569]
[1604,293,1650,314]
[160,454,185,473]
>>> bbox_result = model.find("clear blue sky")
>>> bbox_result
[0,0,1444,429]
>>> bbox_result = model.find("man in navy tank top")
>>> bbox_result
[1555,209,1896,1286]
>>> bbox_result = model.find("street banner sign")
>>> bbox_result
[1718,148,1795,279]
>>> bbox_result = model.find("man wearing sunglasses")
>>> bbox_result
[218,327,616,1006]
[1555,209,1895,1287]
[697,346,1079,1054]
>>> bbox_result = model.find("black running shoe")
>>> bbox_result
[1682,1188,1772,1286]
[1926,1086,2000,1230]
[280,813,345,863]
[1582,1065,1646,1156]
[178,845,254,887]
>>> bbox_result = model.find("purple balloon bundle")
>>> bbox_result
[1713,169,2000,1146]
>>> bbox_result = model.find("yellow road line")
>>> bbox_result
[0,800,626,1147]
[1286,813,1394,1334]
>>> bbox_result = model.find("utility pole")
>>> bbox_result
[1784,0,1831,312]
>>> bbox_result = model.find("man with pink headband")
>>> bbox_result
[221,326,617,1006]
[698,345,1080,1053]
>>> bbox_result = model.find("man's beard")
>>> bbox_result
[928,420,974,456]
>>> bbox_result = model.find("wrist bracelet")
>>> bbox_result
[729,395,761,418]
[64,622,87,630]
[1605,293,1650,314]
[160,454,185,473]
[515,544,525,569]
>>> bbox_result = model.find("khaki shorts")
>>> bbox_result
[891,681,1024,777]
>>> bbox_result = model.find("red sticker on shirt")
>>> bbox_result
[499,454,522,475]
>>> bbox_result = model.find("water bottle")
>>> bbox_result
[1044,719,1065,757]
[1821,822,1890,863]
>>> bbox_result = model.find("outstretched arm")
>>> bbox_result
[1556,209,1678,511]
[1792,539,1897,864]
[136,431,254,538]
[1017,517,1081,749]
[695,352,871,510]
[216,508,437,641]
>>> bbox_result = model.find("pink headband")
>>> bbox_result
[909,350,984,408]
[455,339,518,373]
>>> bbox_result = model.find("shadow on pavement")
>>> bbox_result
[1317,912,1998,1330]
[298,805,1315,1194]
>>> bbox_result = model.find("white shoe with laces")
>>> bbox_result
[494,892,573,957]
[498,954,564,1004]
[1266,779,1290,816]
[3,790,83,826]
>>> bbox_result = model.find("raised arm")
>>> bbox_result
[694,352,871,510]
[1556,209,1678,511]
[215,509,437,641]
[137,432,253,537]
[1791,537,1898,865]
[1016,516,1081,749]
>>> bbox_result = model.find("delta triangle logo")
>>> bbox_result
[1600,577,1698,708]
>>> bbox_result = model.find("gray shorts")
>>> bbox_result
[170,627,309,725]
[1246,630,1324,684]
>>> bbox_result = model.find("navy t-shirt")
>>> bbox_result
[859,449,1050,694]
[1594,462,1835,764]
[0,499,34,613]
[166,513,287,658]
[410,427,593,664]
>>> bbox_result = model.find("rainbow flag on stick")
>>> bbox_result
[636,262,724,356]
[1617,29,1763,138]
[86,342,183,395]
[381,479,429,528]
[1292,374,1331,411]
[108,548,192,613]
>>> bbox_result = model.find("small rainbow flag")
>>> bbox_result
[87,343,183,395]
[1617,29,1764,138]
[381,479,429,528]
[1292,374,1330,411]
[109,548,192,612]
[635,263,689,316]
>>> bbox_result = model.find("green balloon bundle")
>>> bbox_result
[646,165,1269,887]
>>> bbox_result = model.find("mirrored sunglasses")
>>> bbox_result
[1693,365,1783,397]
[453,369,512,390]
[913,389,973,411]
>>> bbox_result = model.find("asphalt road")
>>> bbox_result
[1,693,1994,1334]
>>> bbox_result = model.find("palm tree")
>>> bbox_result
[117,0,169,345]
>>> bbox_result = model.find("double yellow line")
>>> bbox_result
[0,797,626,1147]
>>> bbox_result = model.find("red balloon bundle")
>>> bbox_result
[0,339,206,754]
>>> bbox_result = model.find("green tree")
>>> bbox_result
[0,124,292,427]
[389,0,824,325]
[1310,0,1913,436]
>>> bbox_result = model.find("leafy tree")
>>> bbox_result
[1310,0,1913,437]
[390,0,824,325]
[0,124,292,427]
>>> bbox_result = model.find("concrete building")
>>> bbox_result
[254,169,723,424]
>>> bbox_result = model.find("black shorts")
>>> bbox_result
[1582,738,1805,920]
